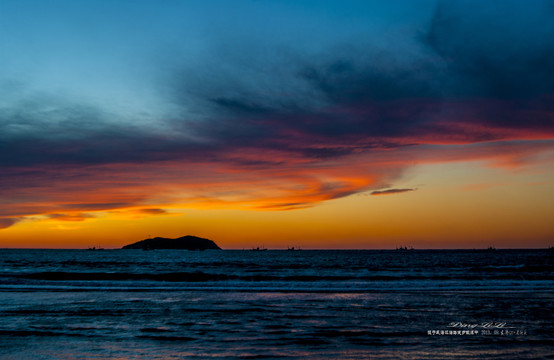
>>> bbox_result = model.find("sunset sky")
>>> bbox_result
[1,0,553,249]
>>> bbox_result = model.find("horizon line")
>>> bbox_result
[0,247,552,251]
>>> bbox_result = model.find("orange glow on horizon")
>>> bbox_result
[1,159,552,250]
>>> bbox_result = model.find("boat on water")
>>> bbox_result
[251,246,267,251]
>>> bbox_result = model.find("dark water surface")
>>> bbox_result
[0,249,552,359]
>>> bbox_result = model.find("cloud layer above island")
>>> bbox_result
[1,0,553,230]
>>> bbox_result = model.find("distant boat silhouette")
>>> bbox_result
[395,246,414,251]
[87,246,104,251]
[287,246,301,251]
[486,246,497,251]
[251,246,267,251]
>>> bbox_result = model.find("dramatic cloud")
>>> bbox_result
[1,0,553,227]
[425,0,554,101]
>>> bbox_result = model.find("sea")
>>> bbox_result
[0,249,552,359]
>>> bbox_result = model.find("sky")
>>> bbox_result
[1,0,553,249]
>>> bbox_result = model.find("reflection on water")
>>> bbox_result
[1,290,552,359]
[0,249,552,359]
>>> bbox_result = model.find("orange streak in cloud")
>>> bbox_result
[1,137,552,235]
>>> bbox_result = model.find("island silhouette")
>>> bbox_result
[122,235,221,250]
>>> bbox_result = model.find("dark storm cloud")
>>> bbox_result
[425,0,554,100]
[420,0,554,133]
[179,0,554,145]
[298,56,442,104]
[178,47,443,142]
[3,0,553,171]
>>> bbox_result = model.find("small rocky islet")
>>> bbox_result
[122,235,221,250]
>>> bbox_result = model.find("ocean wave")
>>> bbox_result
[7,270,553,282]
[1,279,553,293]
